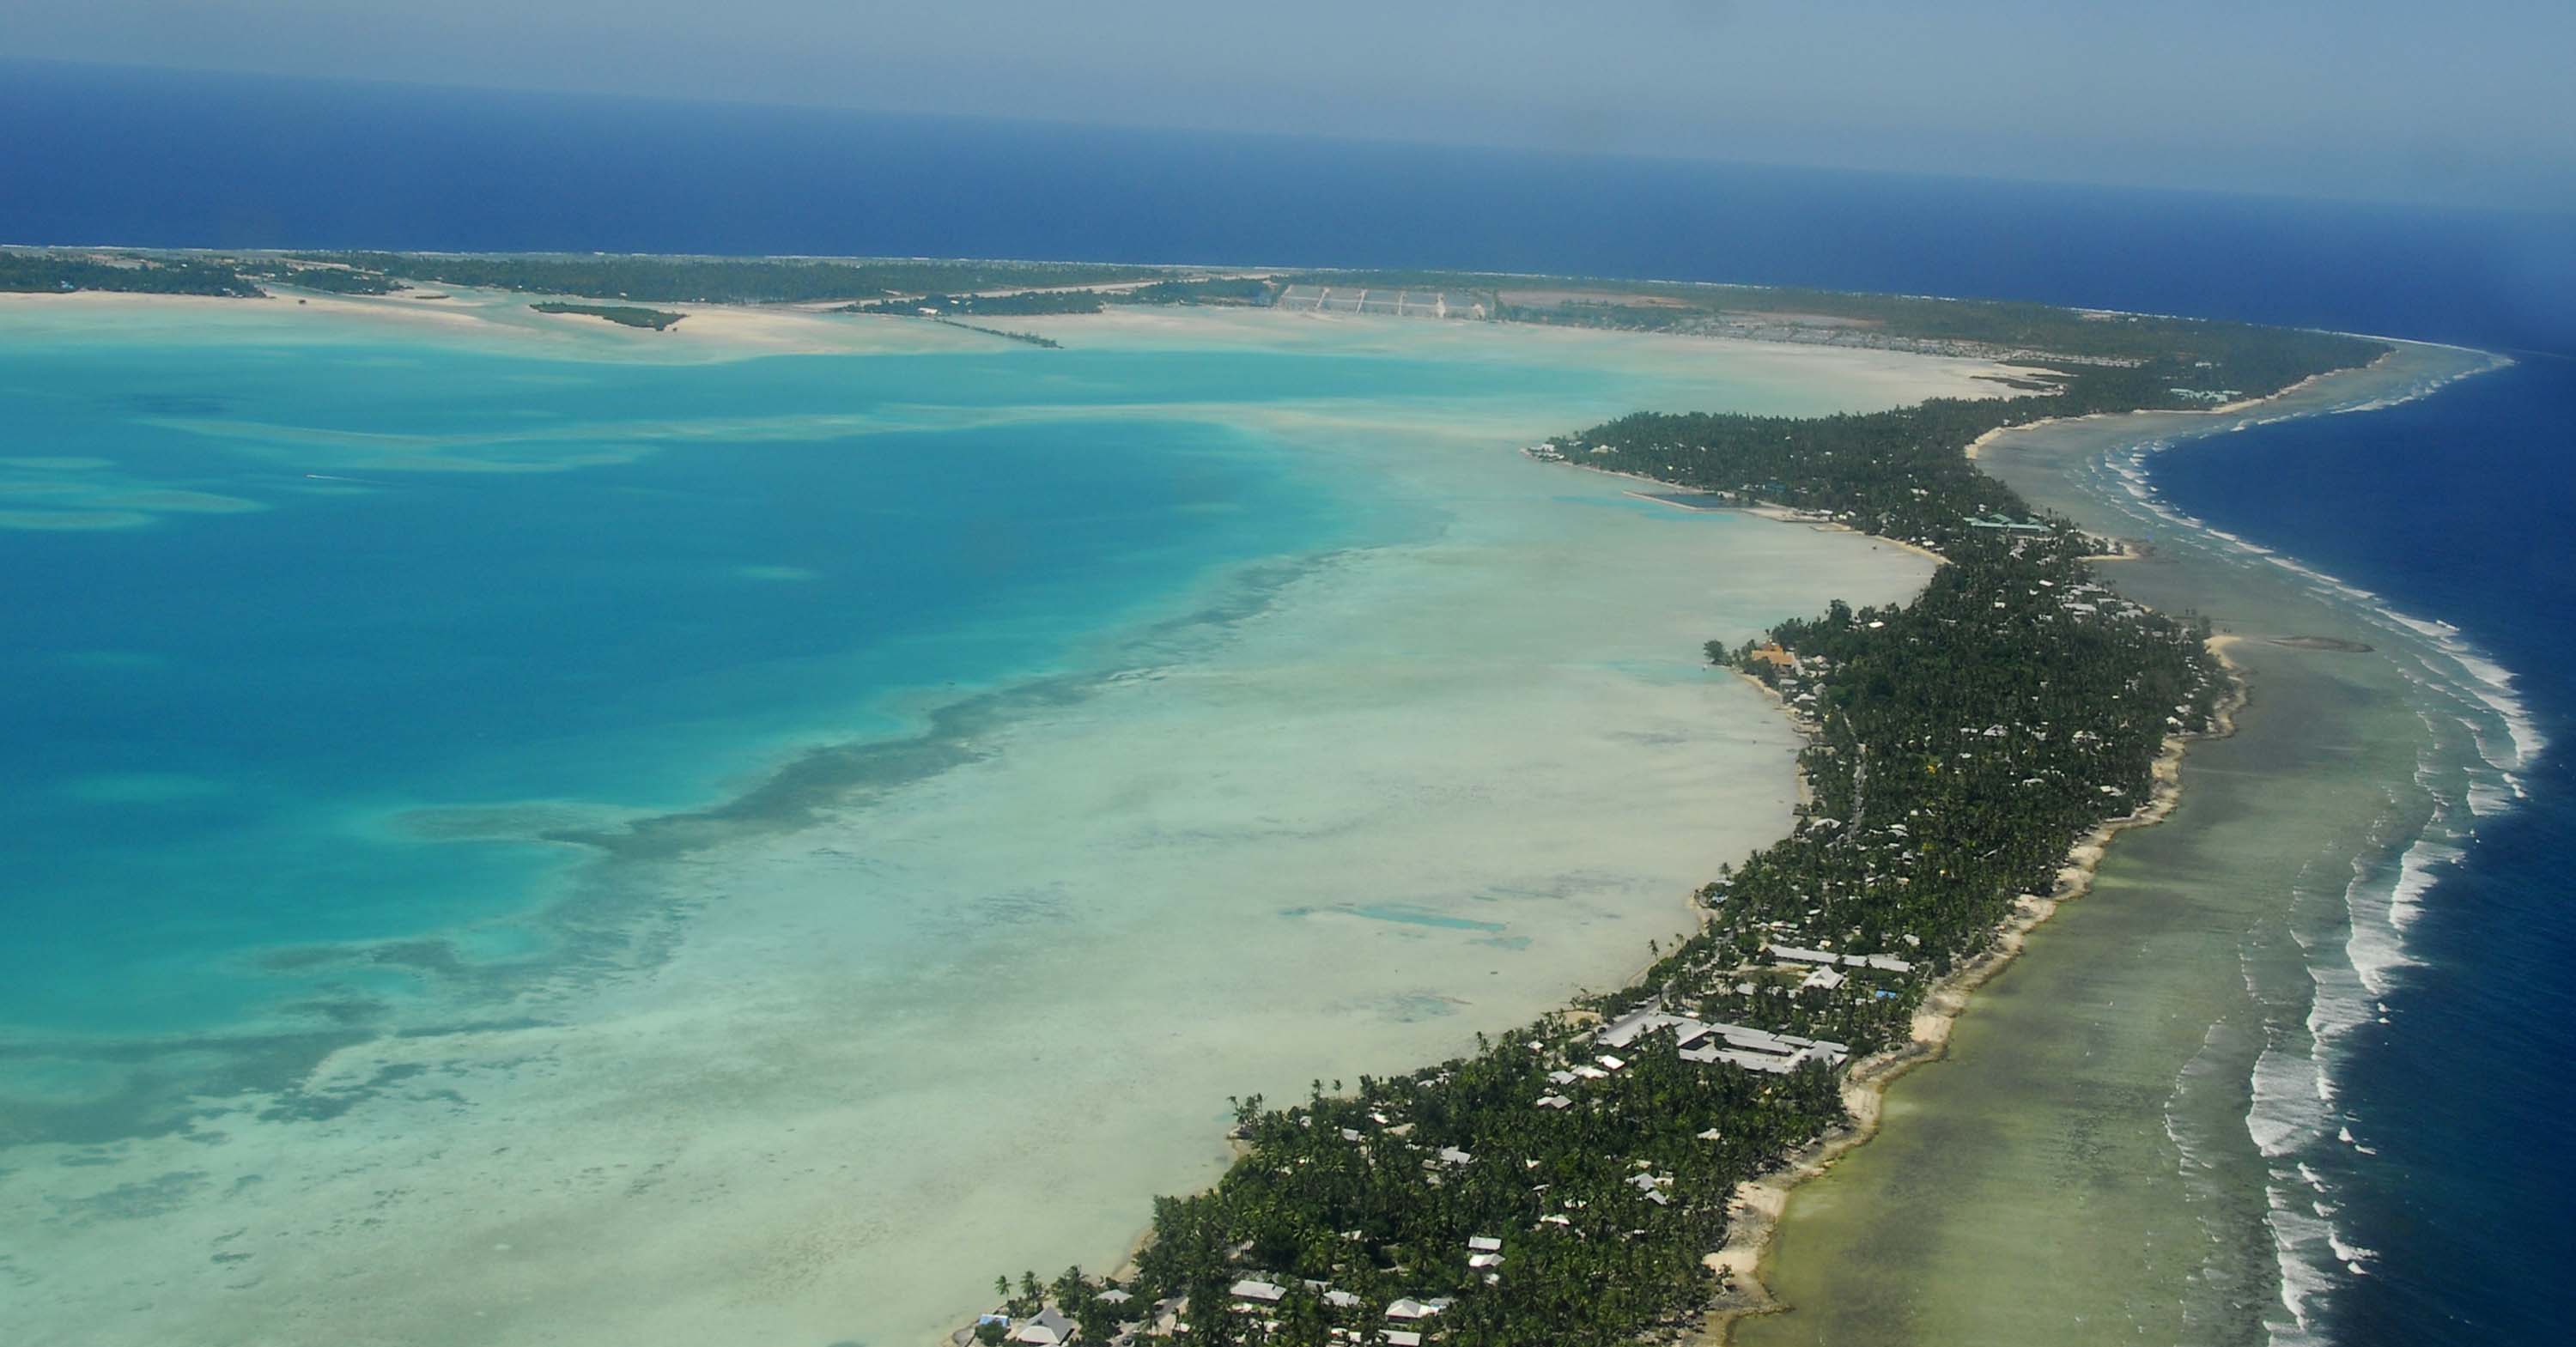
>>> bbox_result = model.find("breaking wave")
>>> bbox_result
[2068,362,2530,1347]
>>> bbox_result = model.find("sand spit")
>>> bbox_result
[1960,345,2416,463]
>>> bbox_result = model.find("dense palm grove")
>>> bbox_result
[971,333,2379,1347]
[1704,540,2223,974]
[0,250,268,296]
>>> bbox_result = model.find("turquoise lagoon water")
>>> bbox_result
[3,332,1465,1047]
[2,309,1978,1344]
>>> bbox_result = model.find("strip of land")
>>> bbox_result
[933,275,2386,1347]
[1719,337,2505,1347]
[0,247,2411,1346]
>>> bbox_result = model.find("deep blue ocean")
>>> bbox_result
[2150,363,2576,1345]
[5,58,2571,1345]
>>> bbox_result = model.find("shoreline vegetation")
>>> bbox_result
[1694,635,2247,1339]
[0,245,2405,1345]
[528,300,688,331]
[935,279,2383,1344]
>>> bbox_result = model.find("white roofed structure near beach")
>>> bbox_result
[1009,1307,1078,1345]
[1769,942,1914,973]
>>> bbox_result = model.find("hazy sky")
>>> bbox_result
[15,0,2573,210]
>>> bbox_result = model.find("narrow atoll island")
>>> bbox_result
[887,270,2379,1346]
[0,246,2400,1346]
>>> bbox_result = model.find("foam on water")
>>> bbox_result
[2387,835,2465,933]
[2246,1039,2331,1159]
[2093,362,2541,1347]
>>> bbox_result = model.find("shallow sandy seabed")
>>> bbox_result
[0,294,2006,1347]
[0,285,2041,397]
[0,285,991,359]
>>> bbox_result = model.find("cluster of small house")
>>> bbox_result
[1745,642,1833,729]
[2002,575,2152,634]
[2048,578,2144,623]
[965,1289,1164,1347]
[972,1305,1084,1346]
[1226,1277,1458,1345]
[1588,995,1856,1079]
[963,1129,1570,1347]
[963,1271,1479,1346]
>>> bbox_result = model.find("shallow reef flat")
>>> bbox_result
[1735,342,2509,1347]
[0,297,1997,1346]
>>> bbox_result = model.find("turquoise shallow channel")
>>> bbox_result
[3,334,1388,1040]
[0,298,2002,1345]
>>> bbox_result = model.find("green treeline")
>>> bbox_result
[246,264,408,294]
[971,327,2381,1346]
[1560,325,2375,549]
[1119,276,1275,306]
[2,250,404,298]
[528,301,687,331]
[293,252,1166,303]
[1705,543,2221,970]
[0,252,267,297]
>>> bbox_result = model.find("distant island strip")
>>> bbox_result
[0,246,2360,411]
[0,249,1171,305]
[0,246,2387,1345]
